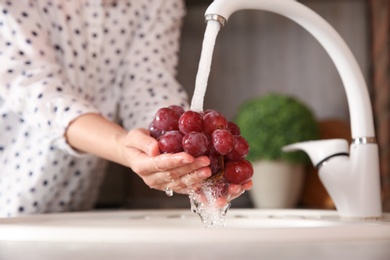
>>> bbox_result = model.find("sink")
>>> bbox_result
[1,209,390,244]
[1,209,390,260]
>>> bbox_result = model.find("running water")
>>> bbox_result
[189,178,231,228]
[189,20,229,228]
[190,20,222,112]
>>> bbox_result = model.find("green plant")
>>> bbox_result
[234,93,320,164]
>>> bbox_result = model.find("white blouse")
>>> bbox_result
[0,0,189,217]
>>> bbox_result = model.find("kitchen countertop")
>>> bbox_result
[1,239,390,260]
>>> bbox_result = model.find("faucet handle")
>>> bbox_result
[282,139,349,167]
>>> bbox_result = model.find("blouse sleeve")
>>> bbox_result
[0,2,99,155]
[118,0,190,131]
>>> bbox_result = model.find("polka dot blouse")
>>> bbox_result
[0,0,189,217]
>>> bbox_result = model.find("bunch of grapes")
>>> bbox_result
[149,105,254,198]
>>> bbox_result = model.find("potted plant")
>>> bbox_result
[234,93,320,208]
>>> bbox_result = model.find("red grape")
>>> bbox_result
[178,111,203,134]
[226,136,250,160]
[224,159,254,184]
[182,132,210,157]
[153,107,180,131]
[208,148,223,175]
[227,121,241,135]
[203,110,228,135]
[158,131,184,153]
[211,129,234,155]
[168,105,185,118]
[149,105,254,192]
[148,121,163,139]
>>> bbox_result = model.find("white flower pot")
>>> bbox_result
[249,160,305,209]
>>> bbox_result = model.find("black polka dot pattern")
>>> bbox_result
[0,0,188,217]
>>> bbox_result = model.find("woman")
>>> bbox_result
[0,0,251,217]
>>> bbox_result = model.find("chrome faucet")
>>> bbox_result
[205,0,382,219]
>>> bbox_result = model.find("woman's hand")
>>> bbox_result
[66,113,251,200]
[66,114,212,194]
[122,128,213,194]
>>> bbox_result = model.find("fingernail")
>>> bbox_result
[182,156,194,164]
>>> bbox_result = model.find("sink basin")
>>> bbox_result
[1,209,390,260]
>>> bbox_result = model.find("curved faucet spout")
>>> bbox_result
[205,0,374,139]
[204,0,382,218]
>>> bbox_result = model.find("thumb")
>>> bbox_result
[126,128,160,156]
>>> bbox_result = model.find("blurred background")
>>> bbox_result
[96,0,390,212]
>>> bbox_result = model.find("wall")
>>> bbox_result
[369,0,390,211]
[178,0,369,122]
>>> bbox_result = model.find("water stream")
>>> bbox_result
[190,20,221,112]
[188,20,229,227]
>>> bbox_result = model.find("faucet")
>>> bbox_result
[205,0,382,219]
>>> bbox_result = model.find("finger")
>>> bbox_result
[190,189,230,209]
[228,183,243,195]
[150,171,174,187]
[133,152,194,176]
[140,156,211,190]
[226,181,253,201]
[171,167,212,193]
[151,153,200,174]
[149,169,186,188]
[142,155,209,179]
[188,180,253,208]
[164,156,210,179]
[215,197,231,208]
[126,128,160,156]
[242,180,253,190]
